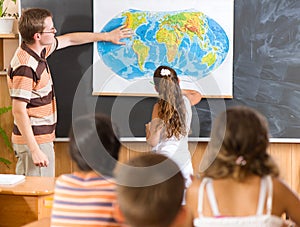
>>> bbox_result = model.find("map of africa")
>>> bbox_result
[97,9,229,81]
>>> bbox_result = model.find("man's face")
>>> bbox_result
[39,16,56,46]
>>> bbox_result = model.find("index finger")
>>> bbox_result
[118,24,127,30]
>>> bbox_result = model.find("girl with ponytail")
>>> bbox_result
[146,65,194,190]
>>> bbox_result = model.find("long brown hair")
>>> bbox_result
[202,106,279,181]
[153,66,187,139]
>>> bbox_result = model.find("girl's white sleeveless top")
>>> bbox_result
[152,95,193,188]
[193,176,284,227]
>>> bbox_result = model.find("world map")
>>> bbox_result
[97,9,229,81]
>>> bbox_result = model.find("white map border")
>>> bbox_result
[93,0,234,97]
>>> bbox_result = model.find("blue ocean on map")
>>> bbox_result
[97,9,229,80]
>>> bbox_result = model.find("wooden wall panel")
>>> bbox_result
[0,75,15,174]
[291,144,300,194]
[54,143,132,176]
[125,142,151,160]
[0,38,18,173]
[3,39,19,70]
[1,136,300,197]
[190,143,207,175]
[118,144,130,163]
[53,142,72,176]
[0,39,3,71]
[268,143,292,186]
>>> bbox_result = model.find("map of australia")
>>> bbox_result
[97,9,229,81]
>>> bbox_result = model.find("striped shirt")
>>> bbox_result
[51,172,122,227]
[7,41,57,144]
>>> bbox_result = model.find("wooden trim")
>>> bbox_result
[92,92,158,97]
[0,71,8,76]
[92,91,232,98]
[0,34,19,71]
[0,38,3,71]
[0,34,18,39]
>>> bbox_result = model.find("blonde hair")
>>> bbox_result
[153,65,186,139]
[202,106,279,181]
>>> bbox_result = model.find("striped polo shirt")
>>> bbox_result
[7,40,58,144]
[51,172,122,227]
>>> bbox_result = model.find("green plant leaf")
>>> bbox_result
[1,0,17,17]
[0,157,11,168]
[0,106,12,115]
[0,106,13,168]
[0,127,13,152]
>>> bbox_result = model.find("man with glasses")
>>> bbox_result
[7,8,132,177]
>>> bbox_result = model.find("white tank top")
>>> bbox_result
[193,176,284,227]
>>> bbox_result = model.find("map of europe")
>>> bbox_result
[97,9,229,81]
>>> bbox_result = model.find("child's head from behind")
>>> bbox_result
[203,106,279,181]
[116,153,185,227]
[69,113,121,177]
[153,65,179,92]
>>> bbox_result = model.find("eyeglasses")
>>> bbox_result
[40,27,57,34]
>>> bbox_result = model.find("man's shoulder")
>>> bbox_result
[10,46,32,67]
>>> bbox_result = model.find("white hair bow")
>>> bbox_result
[160,69,171,76]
